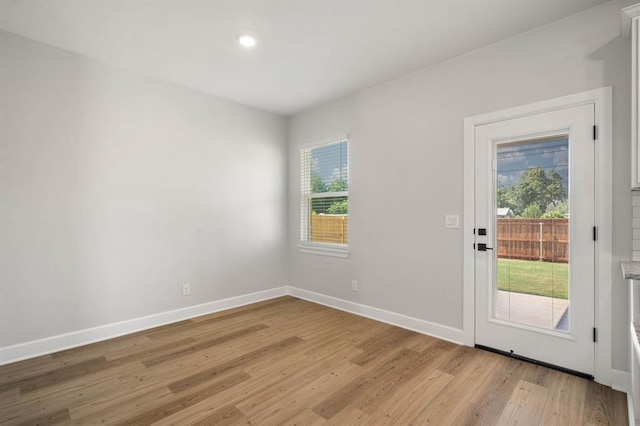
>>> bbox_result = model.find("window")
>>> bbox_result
[300,139,349,257]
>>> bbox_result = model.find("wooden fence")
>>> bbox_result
[311,215,568,262]
[311,214,348,244]
[497,218,568,263]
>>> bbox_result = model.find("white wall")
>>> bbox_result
[0,31,288,348]
[288,0,632,370]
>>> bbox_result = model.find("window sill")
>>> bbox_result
[298,243,350,258]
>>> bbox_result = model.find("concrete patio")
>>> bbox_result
[496,290,569,331]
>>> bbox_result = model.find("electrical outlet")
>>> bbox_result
[351,280,358,291]
[182,283,191,296]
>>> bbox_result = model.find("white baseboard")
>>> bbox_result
[612,368,630,393]
[286,286,465,345]
[611,369,634,425]
[3,282,621,391]
[0,286,288,366]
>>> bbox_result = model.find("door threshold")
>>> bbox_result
[475,344,594,381]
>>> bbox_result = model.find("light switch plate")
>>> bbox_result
[445,215,460,228]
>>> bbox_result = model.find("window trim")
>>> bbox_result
[298,241,350,258]
[299,137,350,258]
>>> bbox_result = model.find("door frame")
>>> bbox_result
[462,87,612,385]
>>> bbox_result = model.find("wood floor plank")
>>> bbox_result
[0,360,149,425]
[16,408,70,426]
[451,357,526,424]
[583,380,629,425]
[521,361,553,388]
[538,371,587,426]
[0,388,19,406]
[146,296,300,340]
[241,337,361,382]
[116,326,298,390]
[104,336,196,363]
[190,404,249,426]
[281,408,327,426]
[188,296,299,324]
[0,355,92,388]
[351,326,416,366]
[438,344,481,376]
[407,348,505,425]
[238,345,364,410]
[1,377,123,424]
[361,339,461,422]
[153,346,363,425]
[239,362,362,424]
[142,323,269,367]
[292,311,386,342]
[312,347,420,420]
[0,297,627,426]
[69,386,174,425]
[0,356,109,394]
[192,301,311,333]
[496,379,549,425]
[351,348,445,414]
[142,319,200,341]
[401,332,439,353]
[167,336,303,393]
[112,371,249,425]
[0,355,55,381]
[368,368,454,425]
[325,405,372,425]
[144,312,263,343]
[50,335,152,363]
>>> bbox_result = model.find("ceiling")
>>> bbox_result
[0,0,610,116]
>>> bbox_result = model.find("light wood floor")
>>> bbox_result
[0,296,628,425]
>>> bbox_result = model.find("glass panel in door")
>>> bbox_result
[495,136,569,332]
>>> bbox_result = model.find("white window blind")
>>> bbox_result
[300,139,349,249]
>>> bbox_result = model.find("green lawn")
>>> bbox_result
[497,259,568,300]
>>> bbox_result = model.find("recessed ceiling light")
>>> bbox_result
[237,33,257,48]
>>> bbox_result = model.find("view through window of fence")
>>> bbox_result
[300,140,349,245]
[495,135,570,331]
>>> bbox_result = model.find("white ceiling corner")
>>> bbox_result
[0,0,610,116]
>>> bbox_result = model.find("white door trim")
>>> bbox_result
[463,87,613,385]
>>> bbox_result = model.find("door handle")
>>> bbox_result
[477,243,494,251]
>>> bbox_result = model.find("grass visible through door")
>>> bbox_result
[497,259,568,299]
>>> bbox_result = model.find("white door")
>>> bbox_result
[474,103,595,377]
